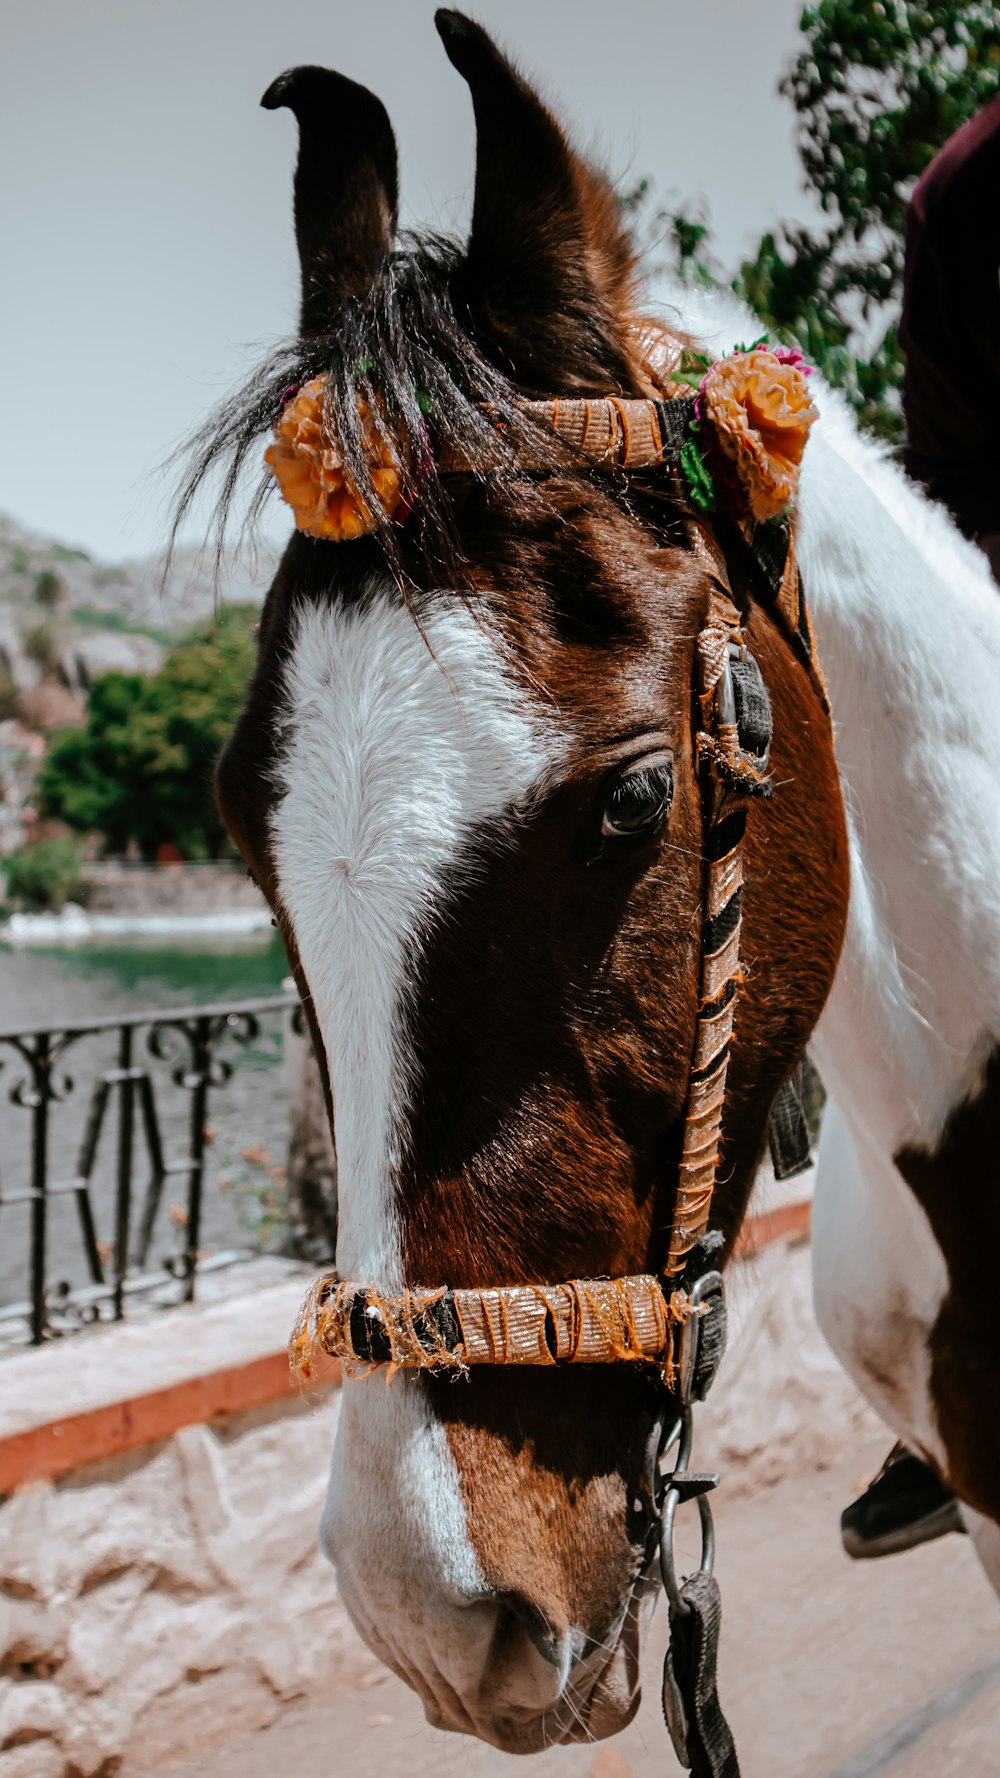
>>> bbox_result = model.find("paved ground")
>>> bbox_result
[165,1430,1000,1778]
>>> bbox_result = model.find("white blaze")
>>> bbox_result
[270,584,558,1289]
[272,584,565,1699]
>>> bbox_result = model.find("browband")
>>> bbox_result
[436,392,696,475]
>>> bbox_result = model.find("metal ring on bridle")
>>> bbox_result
[655,1404,718,1618]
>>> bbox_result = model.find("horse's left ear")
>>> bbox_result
[435,10,640,391]
[262,65,398,335]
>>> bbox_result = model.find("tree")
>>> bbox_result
[22,620,60,675]
[3,837,84,912]
[38,605,256,858]
[782,2,999,313]
[33,569,66,610]
[642,2,1000,441]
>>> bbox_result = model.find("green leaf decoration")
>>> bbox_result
[679,437,717,513]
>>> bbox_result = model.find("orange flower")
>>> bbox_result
[265,375,406,540]
[700,348,818,522]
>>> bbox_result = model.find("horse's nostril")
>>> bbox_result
[473,1592,572,1722]
[495,1592,564,1668]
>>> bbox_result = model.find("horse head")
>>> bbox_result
[208,13,849,1752]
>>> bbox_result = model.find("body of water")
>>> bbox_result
[1,932,288,1030]
[0,934,295,1328]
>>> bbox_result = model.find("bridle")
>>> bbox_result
[286,374,827,1778]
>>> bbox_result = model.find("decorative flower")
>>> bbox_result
[698,347,818,523]
[768,344,812,374]
[265,375,407,540]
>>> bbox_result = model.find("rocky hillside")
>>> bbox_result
[0,511,278,702]
[0,512,279,632]
[0,512,281,855]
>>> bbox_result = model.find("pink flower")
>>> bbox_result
[767,344,813,375]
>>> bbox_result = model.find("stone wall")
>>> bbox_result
[0,1393,382,1778]
[0,1240,880,1778]
[82,864,266,917]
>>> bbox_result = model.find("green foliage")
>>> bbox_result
[642,1,999,443]
[0,669,20,721]
[22,621,60,674]
[49,542,91,564]
[72,604,172,645]
[669,210,719,287]
[618,176,650,216]
[37,605,257,859]
[33,569,65,609]
[3,837,84,911]
[782,1,1000,312]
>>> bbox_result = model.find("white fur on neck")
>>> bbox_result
[796,380,1000,1151]
[270,584,559,1290]
[651,274,1000,1516]
[651,272,1000,1151]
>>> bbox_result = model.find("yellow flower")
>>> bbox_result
[265,375,405,540]
[700,349,818,522]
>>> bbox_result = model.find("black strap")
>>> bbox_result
[663,1572,741,1777]
[691,1287,728,1403]
[655,395,698,462]
[729,655,772,758]
[768,1066,812,1180]
[745,518,790,603]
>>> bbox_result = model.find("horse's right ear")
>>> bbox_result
[434,11,639,391]
[262,66,398,335]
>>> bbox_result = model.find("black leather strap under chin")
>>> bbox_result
[663,1571,741,1778]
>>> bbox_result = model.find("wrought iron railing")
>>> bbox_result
[0,992,299,1347]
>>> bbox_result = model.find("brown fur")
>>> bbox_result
[895,1045,1000,1519]
[401,514,847,1625]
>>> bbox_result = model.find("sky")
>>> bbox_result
[1,0,820,562]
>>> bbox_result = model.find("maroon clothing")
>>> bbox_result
[900,93,1000,545]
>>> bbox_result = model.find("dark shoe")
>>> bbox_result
[841,1443,966,1559]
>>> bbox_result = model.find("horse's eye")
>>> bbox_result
[601,760,673,840]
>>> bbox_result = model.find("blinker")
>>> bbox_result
[719,643,772,765]
[730,651,772,761]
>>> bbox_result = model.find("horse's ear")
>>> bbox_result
[262,66,398,335]
[435,10,638,390]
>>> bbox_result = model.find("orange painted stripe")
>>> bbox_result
[736,1197,811,1258]
[0,1348,341,1493]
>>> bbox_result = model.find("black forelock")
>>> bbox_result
[169,234,538,584]
[169,229,699,597]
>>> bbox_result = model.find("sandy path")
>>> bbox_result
[163,1429,999,1778]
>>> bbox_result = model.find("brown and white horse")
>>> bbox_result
[191,12,999,1756]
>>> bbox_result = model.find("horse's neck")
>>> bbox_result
[647,274,999,1146]
[797,396,1000,1151]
